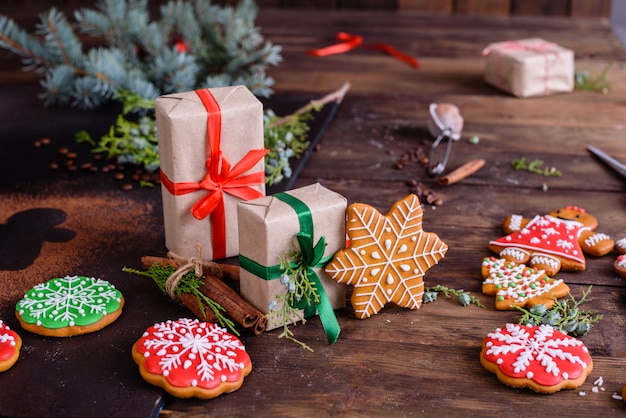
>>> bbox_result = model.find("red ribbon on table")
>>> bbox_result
[482,40,560,95]
[160,88,269,260]
[308,32,419,69]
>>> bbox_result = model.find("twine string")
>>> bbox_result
[164,244,222,300]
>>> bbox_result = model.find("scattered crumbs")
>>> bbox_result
[579,391,587,396]
[592,386,599,393]
[593,376,604,386]
[612,393,623,401]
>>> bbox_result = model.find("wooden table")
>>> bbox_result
[2,7,626,418]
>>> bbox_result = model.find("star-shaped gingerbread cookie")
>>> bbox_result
[325,194,448,319]
[481,256,570,310]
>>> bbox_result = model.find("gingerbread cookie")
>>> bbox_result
[613,238,626,278]
[488,206,613,276]
[480,323,593,393]
[16,276,124,337]
[0,320,21,372]
[481,257,570,310]
[614,255,626,278]
[615,237,626,254]
[132,318,252,399]
[325,194,448,319]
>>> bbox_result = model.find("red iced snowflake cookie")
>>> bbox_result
[481,257,570,310]
[132,318,252,399]
[0,320,21,372]
[488,206,614,276]
[480,323,593,393]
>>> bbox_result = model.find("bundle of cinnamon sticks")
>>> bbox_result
[140,256,267,335]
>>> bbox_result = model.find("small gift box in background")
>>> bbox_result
[238,183,347,343]
[482,38,574,98]
[156,86,267,261]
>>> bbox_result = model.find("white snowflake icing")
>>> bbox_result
[485,323,588,377]
[0,321,16,346]
[16,276,121,327]
[140,318,247,386]
[556,239,574,250]
[325,195,447,318]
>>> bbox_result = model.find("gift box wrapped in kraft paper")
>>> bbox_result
[238,183,347,344]
[156,86,268,261]
[482,38,574,98]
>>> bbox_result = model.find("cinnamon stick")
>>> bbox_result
[437,158,485,186]
[178,292,219,323]
[140,255,241,281]
[140,256,266,334]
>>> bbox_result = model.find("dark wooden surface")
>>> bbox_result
[2,6,626,418]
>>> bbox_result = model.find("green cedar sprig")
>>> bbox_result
[122,264,238,335]
[266,250,320,352]
[575,64,612,93]
[76,90,159,171]
[263,108,315,186]
[423,285,485,308]
[513,286,602,337]
[511,156,562,177]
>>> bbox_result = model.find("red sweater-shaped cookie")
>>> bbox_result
[488,206,613,276]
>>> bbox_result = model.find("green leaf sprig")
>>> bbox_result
[575,63,612,93]
[266,250,320,352]
[513,286,602,337]
[423,285,485,308]
[511,156,562,177]
[76,90,160,171]
[123,264,238,335]
[263,108,315,186]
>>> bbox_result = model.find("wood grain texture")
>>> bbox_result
[1,5,626,418]
[176,8,626,416]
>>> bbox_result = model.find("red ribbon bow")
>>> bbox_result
[161,88,268,260]
[308,32,419,69]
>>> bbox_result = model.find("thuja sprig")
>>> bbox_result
[122,264,238,335]
[575,63,612,93]
[77,90,159,171]
[513,286,602,337]
[264,108,314,186]
[511,156,562,177]
[266,250,320,351]
[423,285,485,308]
[279,249,320,307]
[264,82,350,186]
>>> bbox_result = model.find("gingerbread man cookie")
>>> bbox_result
[481,257,570,310]
[480,323,593,393]
[488,206,613,276]
[325,194,448,319]
[0,320,21,372]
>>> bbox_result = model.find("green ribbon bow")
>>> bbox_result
[239,192,340,344]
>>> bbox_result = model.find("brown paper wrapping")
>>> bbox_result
[483,38,574,98]
[238,183,347,331]
[156,86,265,260]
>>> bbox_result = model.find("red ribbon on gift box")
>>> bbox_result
[308,32,419,69]
[482,40,560,96]
[161,88,268,260]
